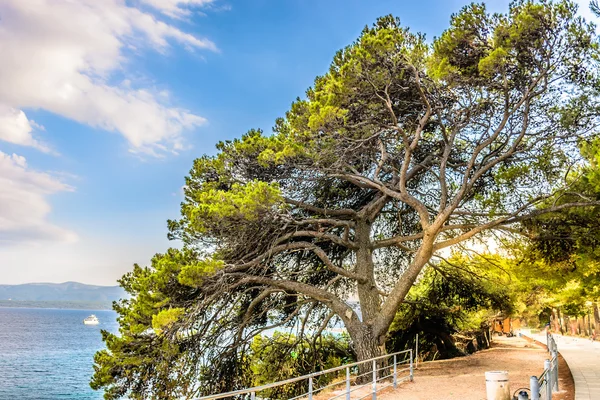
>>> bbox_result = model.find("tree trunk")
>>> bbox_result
[594,304,599,336]
[355,220,380,326]
[584,315,589,336]
[349,219,388,381]
[353,328,385,362]
[374,235,435,338]
[552,309,560,333]
[569,317,577,335]
[347,222,432,380]
[557,308,564,335]
[346,323,385,383]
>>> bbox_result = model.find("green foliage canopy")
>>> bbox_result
[520,138,600,314]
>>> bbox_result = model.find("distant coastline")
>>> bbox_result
[0,282,125,311]
[0,300,115,310]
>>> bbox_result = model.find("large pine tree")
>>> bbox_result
[92,2,600,398]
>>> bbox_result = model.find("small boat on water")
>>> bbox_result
[83,315,99,325]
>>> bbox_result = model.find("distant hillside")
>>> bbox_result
[0,300,115,310]
[0,282,125,302]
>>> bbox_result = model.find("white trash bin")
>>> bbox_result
[485,371,510,400]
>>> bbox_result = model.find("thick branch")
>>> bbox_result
[231,275,359,326]
[284,198,357,217]
[433,200,600,251]
[276,230,357,249]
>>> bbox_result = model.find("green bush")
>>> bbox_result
[387,264,512,360]
[248,332,355,398]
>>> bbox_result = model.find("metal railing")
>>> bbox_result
[196,349,414,400]
[529,334,559,400]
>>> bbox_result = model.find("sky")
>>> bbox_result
[0,0,595,286]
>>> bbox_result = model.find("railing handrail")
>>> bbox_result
[537,368,548,386]
[524,331,559,400]
[195,349,413,400]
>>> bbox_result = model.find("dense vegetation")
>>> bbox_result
[518,138,600,319]
[387,256,514,359]
[92,1,600,398]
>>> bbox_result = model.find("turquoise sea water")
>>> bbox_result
[0,307,118,399]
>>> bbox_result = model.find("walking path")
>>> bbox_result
[377,336,552,400]
[523,330,600,400]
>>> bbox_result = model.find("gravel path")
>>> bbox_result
[376,336,573,400]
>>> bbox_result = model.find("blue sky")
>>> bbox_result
[0,0,592,285]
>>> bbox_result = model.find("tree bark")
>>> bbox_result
[355,220,381,326]
[346,323,385,382]
[344,220,388,380]
[374,235,435,338]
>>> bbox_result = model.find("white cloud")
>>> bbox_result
[0,0,216,155]
[140,0,216,19]
[0,105,52,153]
[0,151,77,244]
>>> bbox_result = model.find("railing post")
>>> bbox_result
[393,354,397,388]
[251,392,255,400]
[415,334,419,369]
[372,359,377,400]
[346,366,350,400]
[409,350,414,382]
[545,360,552,400]
[552,350,559,392]
[308,376,313,400]
[530,376,539,400]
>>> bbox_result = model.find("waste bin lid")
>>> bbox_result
[485,371,509,381]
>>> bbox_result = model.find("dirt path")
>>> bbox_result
[377,336,574,400]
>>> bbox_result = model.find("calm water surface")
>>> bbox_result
[0,308,118,399]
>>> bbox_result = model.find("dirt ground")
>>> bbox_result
[375,335,575,400]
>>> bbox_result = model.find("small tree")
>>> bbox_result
[93,2,600,398]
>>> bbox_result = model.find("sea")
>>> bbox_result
[0,307,118,400]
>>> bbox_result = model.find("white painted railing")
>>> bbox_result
[195,349,414,400]
[522,332,559,400]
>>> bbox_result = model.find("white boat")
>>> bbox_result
[83,314,99,325]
